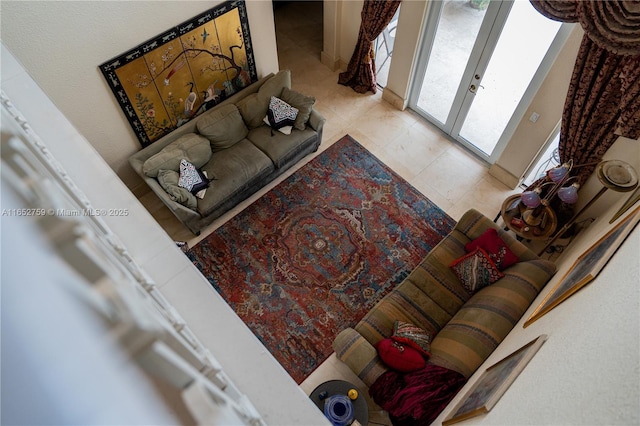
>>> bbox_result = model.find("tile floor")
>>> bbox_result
[138,2,520,424]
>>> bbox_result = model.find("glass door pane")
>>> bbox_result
[415,0,487,125]
[457,0,562,156]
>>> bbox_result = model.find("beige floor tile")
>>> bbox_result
[413,148,487,203]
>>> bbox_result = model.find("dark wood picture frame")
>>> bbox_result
[524,205,640,328]
[442,335,547,425]
[99,0,257,147]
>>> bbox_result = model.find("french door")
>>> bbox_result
[409,0,568,163]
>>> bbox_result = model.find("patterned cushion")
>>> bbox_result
[392,321,432,357]
[265,96,298,134]
[450,248,504,293]
[465,228,519,269]
[376,338,426,373]
[236,70,291,128]
[178,159,209,194]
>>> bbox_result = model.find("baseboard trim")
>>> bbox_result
[381,87,406,111]
[489,163,520,189]
[320,51,340,71]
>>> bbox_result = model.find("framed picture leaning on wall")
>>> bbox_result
[524,205,640,328]
[443,335,547,426]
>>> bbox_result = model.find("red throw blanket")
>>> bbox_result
[369,364,467,425]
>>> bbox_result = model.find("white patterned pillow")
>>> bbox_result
[178,159,209,195]
[264,96,298,135]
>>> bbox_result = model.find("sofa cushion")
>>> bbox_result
[248,125,318,168]
[281,87,316,130]
[157,169,197,210]
[236,70,292,129]
[197,139,274,217]
[392,320,432,357]
[429,258,556,378]
[142,133,211,178]
[264,96,298,134]
[196,104,248,152]
[178,159,210,195]
[450,247,504,293]
[465,228,519,270]
[376,338,426,373]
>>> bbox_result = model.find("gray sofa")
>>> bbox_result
[129,70,325,235]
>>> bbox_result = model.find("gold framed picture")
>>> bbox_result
[99,0,257,147]
[442,335,547,426]
[524,205,640,328]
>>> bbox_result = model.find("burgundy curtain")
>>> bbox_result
[338,0,402,94]
[530,0,640,185]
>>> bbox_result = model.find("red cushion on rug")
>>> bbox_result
[465,228,518,270]
[377,338,426,373]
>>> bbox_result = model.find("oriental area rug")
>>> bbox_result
[186,135,456,383]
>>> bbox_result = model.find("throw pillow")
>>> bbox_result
[178,159,209,195]
[196,104,248,152]
[450,247,504,293]
[157,169,198,210]
[264,96,298,134]
[376,338,426,373]
[280,87,316,130]
[465,228,519,270]
[142,133,211,178]
[391,321,432,357]
[236,70,291,128]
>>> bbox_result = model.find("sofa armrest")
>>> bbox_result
[333,328,389,387]
[308,109,326,133]
[455,208,541,262]
[128,154,201,233]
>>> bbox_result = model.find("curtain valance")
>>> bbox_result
[530,0,640,56]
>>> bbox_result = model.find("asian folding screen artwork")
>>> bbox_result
[99,0,257,147]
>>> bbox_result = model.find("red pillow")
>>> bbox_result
[376,338,426,373]
[465,228,518,270]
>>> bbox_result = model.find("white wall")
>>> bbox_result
[0,0,279,192]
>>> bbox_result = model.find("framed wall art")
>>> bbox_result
[524,205,640,328]
[610,186,640,224]
[442,335,547,426]
[99,0,257,147]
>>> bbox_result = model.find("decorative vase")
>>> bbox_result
[324,394,355,426]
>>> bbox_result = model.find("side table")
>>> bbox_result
[497,194,557,241]
[309,380,368,426]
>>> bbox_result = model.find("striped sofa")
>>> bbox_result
[333,209,556,386]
